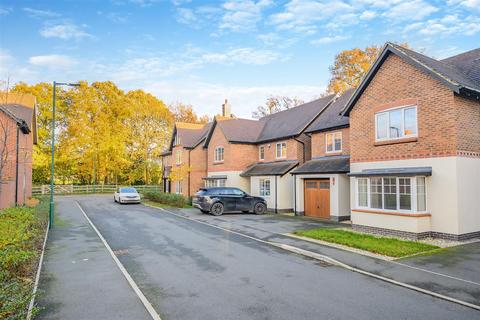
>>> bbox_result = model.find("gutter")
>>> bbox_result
[275,175,278,214]
[294,136,306,163]
[15,126,19,206]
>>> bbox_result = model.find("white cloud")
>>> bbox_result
[447,0,480,9]
[176,8,198,24]
[360,10,376,20]
[144,81,325,118]
[220,0,273,32]
[40,23,93,40]
[383,0,438,21]
[202,47,285,65]
[269,0,352,33]
[0,6,12,15]
[28,55,78,69]
[403,14,480,36]
[310,35,350,45]
[23,7,60,18]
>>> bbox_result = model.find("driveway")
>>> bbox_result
[38,196,479,319]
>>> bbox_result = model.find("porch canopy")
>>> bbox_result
[202,175,227,180]
[240,160,298,177]
[291,156,349,175]
[348,167,432,177]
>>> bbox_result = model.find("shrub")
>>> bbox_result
[143,191,188,207]
[0,198,48,319]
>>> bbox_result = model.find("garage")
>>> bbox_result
[304,179,330,218]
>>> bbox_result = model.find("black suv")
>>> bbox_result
[192,187,267,216]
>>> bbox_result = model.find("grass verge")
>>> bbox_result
[294,228,439,258]
[143,200,192,209]
[0,197,49,320]
[142,191,191,208]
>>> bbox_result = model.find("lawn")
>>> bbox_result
[294,228,439,258]
[143,200,192,209]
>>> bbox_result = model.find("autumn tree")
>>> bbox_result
[169,102,209,124]
[326,45,381,95]
[125,90,173,184]
[252,96,304,119]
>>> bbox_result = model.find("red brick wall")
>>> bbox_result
[311,127,350,158]
[455,95,480,155]
[0,112,33,209]
[350,54,457,163]
[258,138,304,163]
[208,125,257,172]
[188,145,207,196]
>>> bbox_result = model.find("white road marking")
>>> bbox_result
[153,205,480,311]
[76,201,162,320]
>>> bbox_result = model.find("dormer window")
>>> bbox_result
[259,146,265,160]
[214,146,224,162]
[375,106,417,141]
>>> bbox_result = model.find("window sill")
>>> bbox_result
[374,137,417,146]
[213,161,224,165]
[352,209,430,217]
[325,151,343,156]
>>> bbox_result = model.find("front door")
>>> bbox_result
[304,179,330,218]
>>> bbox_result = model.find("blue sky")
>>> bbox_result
[1,0,479,118]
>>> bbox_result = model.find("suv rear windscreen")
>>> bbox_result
[196,189,208,196]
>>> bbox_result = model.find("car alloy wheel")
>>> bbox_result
[210,203,224,216]
[254,202,267,215]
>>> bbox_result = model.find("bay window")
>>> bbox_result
[205,179,226,187]
[357,176,427,213]
[375,106,417,141]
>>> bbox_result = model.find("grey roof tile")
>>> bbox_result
[240,160,298,177]
[291,155,350,174]
[305,90,352,133]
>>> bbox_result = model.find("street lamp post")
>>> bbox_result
[49,81,80,229]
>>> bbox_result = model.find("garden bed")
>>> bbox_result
[0,198,49,319]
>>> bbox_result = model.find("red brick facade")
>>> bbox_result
[349,54,468,163]
[0,112,33,209]
[311,127,350,158]
[169,144,208,197]
[207,124,257,172]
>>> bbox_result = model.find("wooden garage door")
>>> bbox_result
[304,179,330,218]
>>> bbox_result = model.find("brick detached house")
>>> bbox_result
[0,93,37,209]
[161,121,212,197]
[291,90,353,221]
[203,95,334,212]
[342,43,480,240]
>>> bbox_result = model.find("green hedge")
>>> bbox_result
[0,198,48,320]
[143,191,189,208]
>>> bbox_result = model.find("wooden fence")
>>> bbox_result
[32,184,162,196]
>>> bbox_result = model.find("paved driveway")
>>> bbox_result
[60,196,478,320]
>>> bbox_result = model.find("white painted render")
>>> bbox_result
[294,173,351,218]
[207,171,251,193]
[250,174,294,211]
[350,156,480,236]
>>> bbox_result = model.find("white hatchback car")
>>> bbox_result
[114,187,141,204]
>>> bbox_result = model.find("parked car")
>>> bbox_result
[114,187,141,204]
[192,187,267,216]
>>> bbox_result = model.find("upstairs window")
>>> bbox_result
[276,142,287,159]
[175,150,182,164]
[173,133,180,146]
[326,132,342,153]
[259,146,265,160]
[375,106,417,141]
[214,146,224,162]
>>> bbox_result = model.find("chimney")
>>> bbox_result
[222,99,231,118]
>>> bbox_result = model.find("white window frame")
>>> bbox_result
[214,146,224,162]
[205,179,226,188]
[326,132,342,153]
[173,132,180,146]
[375,105,418,142]
[259,178,271,197]
[175,150,182,164]
[175,180,182,194]
[355,176,427,214]
[276,142,287,159]
[259,145,265,160]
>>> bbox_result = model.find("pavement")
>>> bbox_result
[36,195,480,319]
[35,197,152,320]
